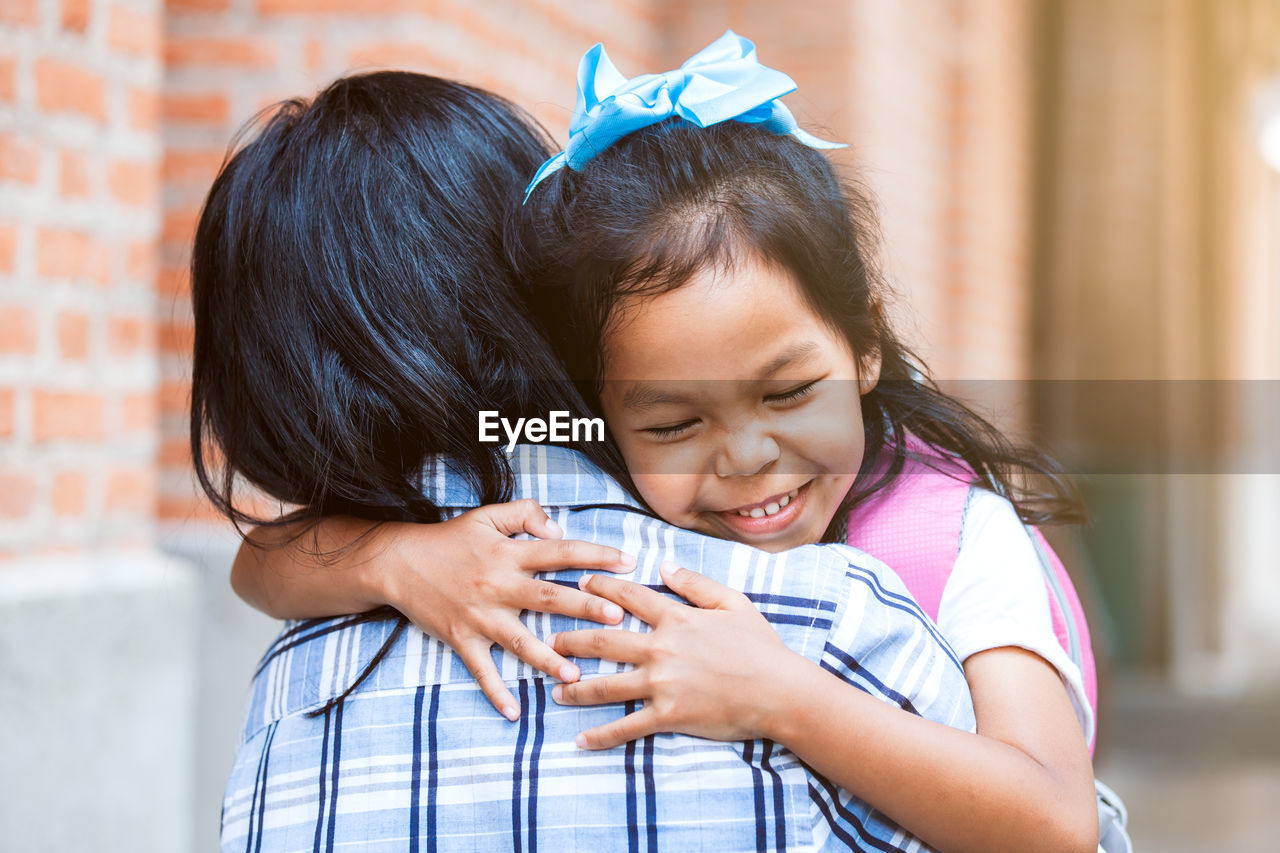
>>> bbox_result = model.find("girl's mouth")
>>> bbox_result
[715,481,812,538]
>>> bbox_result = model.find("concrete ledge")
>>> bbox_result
[0,549,199,853]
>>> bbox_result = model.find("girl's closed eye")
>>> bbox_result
[640,379,821,440]
[764,379,821,405]
[641,418,700,440]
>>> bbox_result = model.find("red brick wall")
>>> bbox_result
[844,0,1034,381]
[945,0,1035,381]
[1,0,163,557]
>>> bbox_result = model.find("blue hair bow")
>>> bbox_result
[524,30,844,199]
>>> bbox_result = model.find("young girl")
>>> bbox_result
[231,35,1120,852]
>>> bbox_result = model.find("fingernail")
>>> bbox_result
[502,705,519,721]
[559,663,579,682]
[659,560,680,575]
[545,519,563,538]
[547,633,557,649]
[551,685,563,702]
[575,733,587,749]
[619,553,636,567]
[604,603,624,622]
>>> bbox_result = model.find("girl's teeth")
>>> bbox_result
[737,484,803,517]
[736,493,797,518]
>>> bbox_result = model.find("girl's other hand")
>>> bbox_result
[548,561,801,748]
[382,498,636,722]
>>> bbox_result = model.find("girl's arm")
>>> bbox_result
[231,499,637,720]
[550,564,1098,853]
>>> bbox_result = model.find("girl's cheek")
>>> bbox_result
[784,397,860,473]
[631,473,693,523]
[623,435,700,478]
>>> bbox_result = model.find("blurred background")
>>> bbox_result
[3,0,1279,850]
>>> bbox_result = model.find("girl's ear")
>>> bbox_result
[858,300,885,395]
[858,349,881,396]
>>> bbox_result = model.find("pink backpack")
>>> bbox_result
[846,437,1097,749]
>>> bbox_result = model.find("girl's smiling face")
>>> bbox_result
[599,256,878,552]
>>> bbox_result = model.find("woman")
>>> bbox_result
[192,70,634,708]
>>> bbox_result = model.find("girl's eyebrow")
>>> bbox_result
[759,341,820,377]
[621,384,692,411]
[620,341,821,411]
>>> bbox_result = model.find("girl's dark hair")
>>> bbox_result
[190,71,622,713]
[517,120,1083,528]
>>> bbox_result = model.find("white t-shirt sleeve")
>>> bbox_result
[936,489,1095,743]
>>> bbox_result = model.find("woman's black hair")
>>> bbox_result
[190,71,622,713]
[517,119,1083,529]
[192,70,617,527]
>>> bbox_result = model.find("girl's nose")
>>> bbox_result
[714,429,781,478]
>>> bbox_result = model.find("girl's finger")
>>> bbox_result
[578,574,673,624]
[517,579,627,625]
[550,627,650,663]
[476,498,561,539]
[576,706,660,750]
[455,640,521,722]
[495,622,583,685]
[658,561,750,611]
[551,671,647,707]
[516,538,636,574]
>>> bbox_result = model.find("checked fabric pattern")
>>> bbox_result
[221,445,975,853]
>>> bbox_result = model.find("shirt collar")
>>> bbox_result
[420,444,647,511]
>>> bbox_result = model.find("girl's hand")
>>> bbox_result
[547,561,802,748]
[381,499,636,721]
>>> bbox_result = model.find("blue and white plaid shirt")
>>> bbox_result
[222,446,975,852]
